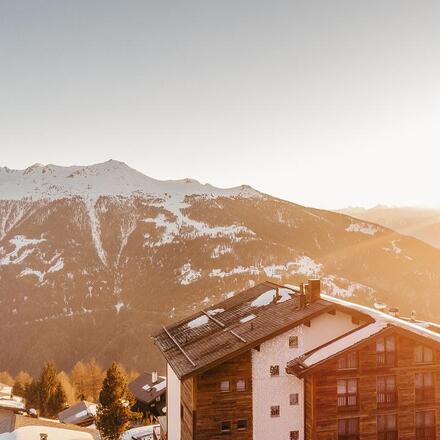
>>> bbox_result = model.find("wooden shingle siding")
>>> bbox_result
[306,332,440,440]
[181,377,195,440]
[194,351,252,440]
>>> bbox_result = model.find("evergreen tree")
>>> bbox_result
[87,359,105,402]
[57,371,77,405]
[25,380,40,410]
[12,371,32,397]
[96,363,140,440]
[47,382,67,416]
[38,362,59,417]
[71,361,88,400]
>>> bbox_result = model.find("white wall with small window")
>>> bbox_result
[252,310,360,440]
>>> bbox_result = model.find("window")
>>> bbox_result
[377,376,397,406]
[290,431,299,440]
[270,405,280,417]
[416,410,436,440]
[236,379,246,392]
[415,372,435,403]
[337,379,358,409]
[237,419,247,430]
[289,393,299,405]
[337,352,358,370]
[270,365,280,377]
[220,381,230,392]
[377,335,396,366]
[378,414,397,440]
[220,421,231,433]
[415,345,434,364]
[289,336,299,348]
[338,418,359,440]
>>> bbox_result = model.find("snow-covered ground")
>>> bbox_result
[0,426,94,440]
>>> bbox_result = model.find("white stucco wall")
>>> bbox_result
[166,364,181,440]
[252,310,359,440]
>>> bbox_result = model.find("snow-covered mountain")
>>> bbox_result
[1,160,440,374]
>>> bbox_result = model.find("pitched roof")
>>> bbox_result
[58,400,96,426]
[153,281,338,379]
[287,294,440,377]
[128,372,166,404]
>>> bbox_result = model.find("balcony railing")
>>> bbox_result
[378,432,398,440]
[337,394,358,409]
[416,427,436,440]
[377,352,396,367]
[377,391,397,406]
[416,387,435,403]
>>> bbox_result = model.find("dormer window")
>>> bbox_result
[377,335,396,367]
[415,345,433,364]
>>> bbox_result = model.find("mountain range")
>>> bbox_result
[339,206,440,248]
[1,160,440,375]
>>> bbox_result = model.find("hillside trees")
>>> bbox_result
[12,371,32,397]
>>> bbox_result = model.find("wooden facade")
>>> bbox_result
[305,329,440,440]
[181,351,253,440]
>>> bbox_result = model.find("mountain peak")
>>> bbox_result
[0,160,260,202]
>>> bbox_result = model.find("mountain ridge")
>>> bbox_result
[1,160,440,375]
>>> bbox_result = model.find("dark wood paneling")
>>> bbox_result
[306,332,440,440]
[194,351,252,440]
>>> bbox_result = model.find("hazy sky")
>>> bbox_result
[1,1,440,209]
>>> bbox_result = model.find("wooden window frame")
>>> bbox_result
[290,431,299,440]
[415,372,435,403]
[415,345,434,364]
[220,380,230,392]
[416,410,436,440]
[236,419,247,431]
[220,420,232,433]
[270,365,280,377]
[337,378,359,410]
[377,335,396,367]
[236,379,246,392]
[290,393,299,405]
[289,335,299,348]
[337,417,360,440]
[337,352,358,370]
[270,405,280,418]
[377,414,398,440]
[377,375,397,408]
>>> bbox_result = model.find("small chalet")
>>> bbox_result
[58,400,97,427]
[0,383,12,399]
[153,279,440,440]
[129,372,167,421]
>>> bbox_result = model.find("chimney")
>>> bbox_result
[152,371,158,384]
[299,283,306,309]
[308,279,321,302]
[389,307,399,318]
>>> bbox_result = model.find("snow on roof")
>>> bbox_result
[122,424,160,440]
[0,399,25,410]
[297,294,440,369]
[0,425,94,440]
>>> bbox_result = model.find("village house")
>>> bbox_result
[154,279,440,440]
[128,371,167,422]
[58,400,97,427]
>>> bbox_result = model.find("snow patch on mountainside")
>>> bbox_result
[322,275,375,299]
[211,244,233,258]
[345,222,379,235]
[0,235,45,265]
[383,239,402,255]
[179,263,202,285]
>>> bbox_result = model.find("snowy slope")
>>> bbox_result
[1,160,440,375]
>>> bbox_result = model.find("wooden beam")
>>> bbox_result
[230,329,246,343]
[201,310,225,328]
[162,326,197,367]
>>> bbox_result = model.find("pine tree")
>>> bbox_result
[71,361,88,400]
[47,382,67,416]
[25,380,40,410]
[13,371,32,397]
[57,371,77,405]
[87,359,105,402]
[38,362,59,417]
[96,363,140,440]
